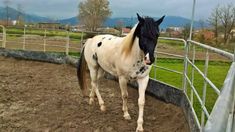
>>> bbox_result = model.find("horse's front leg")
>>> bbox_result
[118,76,131,120]
[136,75,149,132]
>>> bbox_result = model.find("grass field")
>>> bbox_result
[1,27,83,40]
[150,58,232,123]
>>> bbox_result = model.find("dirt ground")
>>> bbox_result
[0,56,189,132]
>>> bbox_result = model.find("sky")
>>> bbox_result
[0,0,234,20]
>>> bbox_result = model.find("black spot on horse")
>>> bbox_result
[102,37,105,39]
[93,53,98,61]
[109,38,112,40]
[139,66,146,73]
[97,42,102,47]
[136,71,140,75]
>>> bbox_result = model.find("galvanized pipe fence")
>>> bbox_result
[0,25,234,132]
[1,26,82,56]
[153,37,235,131]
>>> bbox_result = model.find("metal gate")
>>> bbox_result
[152,37,235,132]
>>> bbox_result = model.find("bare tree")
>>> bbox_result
[199,19,205,30]
[78,0,112,31]
[17,3,25,26]
[4,0,11,26]
[182,23,191,40]
[116,20,124,35]
[208,5,220,45]
[218,4,235,44]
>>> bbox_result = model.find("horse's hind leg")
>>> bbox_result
[88,66,106,111]
[89,68,104,105]
[89,87,95,105]
[119,76,131,120]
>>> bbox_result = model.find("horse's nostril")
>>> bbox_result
[144,56,147,60]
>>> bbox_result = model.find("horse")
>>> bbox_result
[77,13,165,132]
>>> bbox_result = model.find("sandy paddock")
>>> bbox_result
[0,56,189,132]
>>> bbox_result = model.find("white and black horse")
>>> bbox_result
[77,13,164,131]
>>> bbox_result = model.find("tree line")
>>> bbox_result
[208,4,235,45]
[78,0,235,48]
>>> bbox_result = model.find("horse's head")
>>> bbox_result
[135,13,165,65]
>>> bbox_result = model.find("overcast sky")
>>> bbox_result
[0,0,234,20]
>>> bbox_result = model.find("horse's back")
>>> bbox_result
[84,34,123,75]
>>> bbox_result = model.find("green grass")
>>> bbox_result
[69,52,81,57]
[158,39,208,52]
[1,27,84,40]
[150,58,231,124]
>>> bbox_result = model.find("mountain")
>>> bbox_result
[58,17,79,25]
[0,6,50,23]
[0,6,208,29]
[59,16,209,29]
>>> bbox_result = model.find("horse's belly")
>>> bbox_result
[98,61,118,76]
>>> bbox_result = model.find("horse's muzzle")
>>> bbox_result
[144,53,154,65]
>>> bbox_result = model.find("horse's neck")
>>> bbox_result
[120,36,143,63]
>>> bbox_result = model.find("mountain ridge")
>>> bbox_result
[0,6,208,29]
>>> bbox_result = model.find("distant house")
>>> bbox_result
[97,27,120,34]
[166,26,183,37]
[12,20,17,26]
[170,31,182,37]
[0,20,14,26]
[37,22,60,29]
[121,28,131,36]
[71,26,79,32]
[166,27,183,32]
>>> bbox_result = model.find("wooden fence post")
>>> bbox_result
[23,26,26,50]
[66,31,70,55]
[44,29,46,52]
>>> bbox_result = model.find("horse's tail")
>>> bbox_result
[77,46,88,96]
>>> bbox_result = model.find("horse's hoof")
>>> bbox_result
[136,126,144,132]
[100,105,106,112]
[123,114,131,120]
[89,98,94,105]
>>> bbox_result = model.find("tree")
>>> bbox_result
[208,4,235,45]
[218,4,235,44]
[197,19,206,43]
[78,0,112,31]
[182,23,191,40]
[4,0,11,26]
[115,20,124,35]
[199,19,205,30]
[208,5,220,45]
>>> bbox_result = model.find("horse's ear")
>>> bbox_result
[137,13,144,23]
[155,15,165,25]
